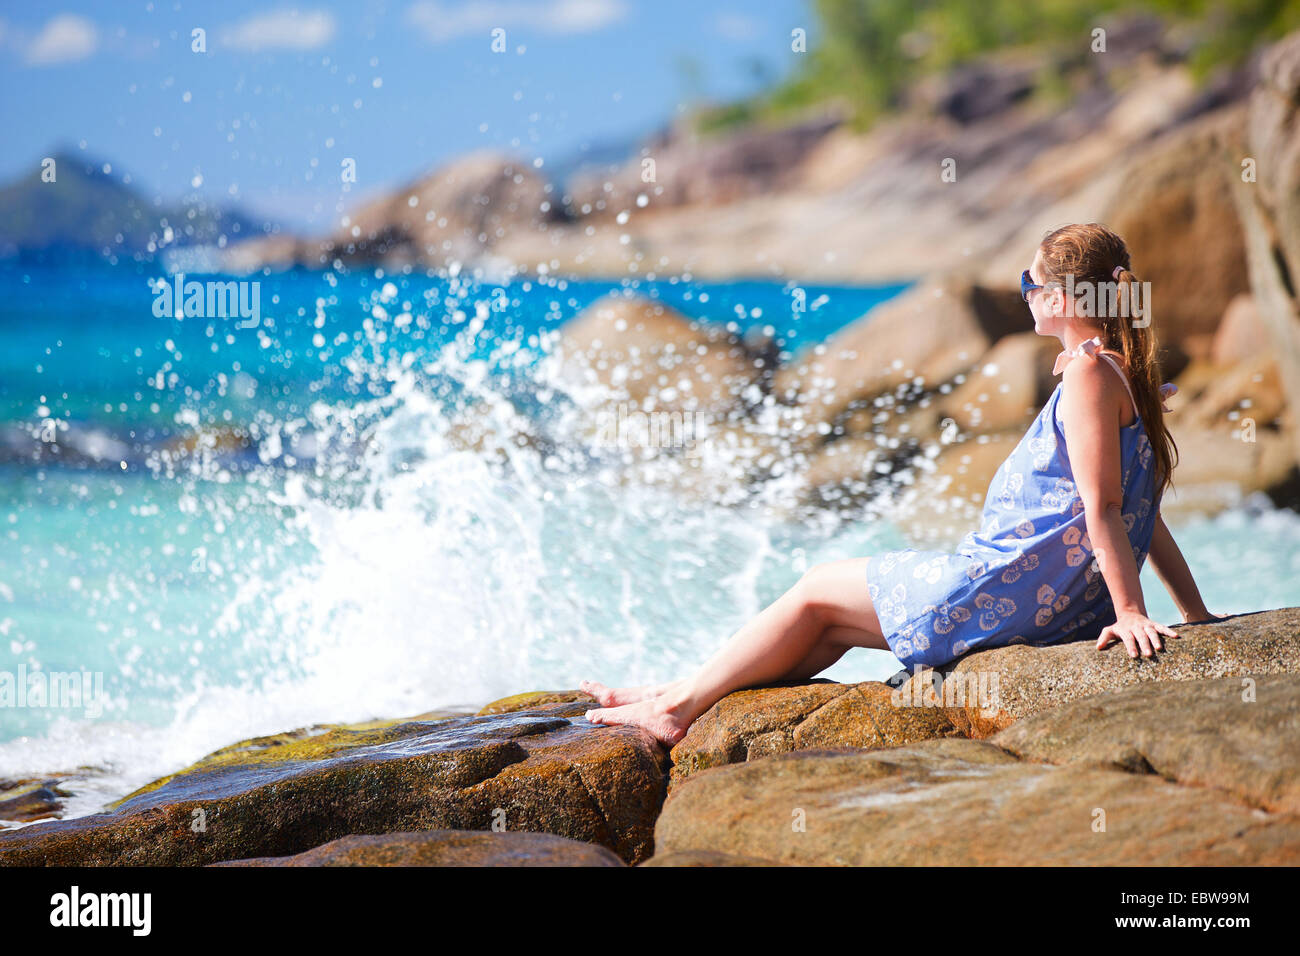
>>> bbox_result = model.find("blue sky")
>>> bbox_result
[0,1,813,230]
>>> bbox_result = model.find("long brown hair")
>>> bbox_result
[1037,223,1178,497]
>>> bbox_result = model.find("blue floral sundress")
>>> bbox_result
[865,337,1173,669]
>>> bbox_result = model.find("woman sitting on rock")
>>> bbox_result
[582,222,1217,746]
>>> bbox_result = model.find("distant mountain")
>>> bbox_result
[0,151,264,264]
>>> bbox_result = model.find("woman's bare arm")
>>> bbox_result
[1147,513,1213,622]
[1060,355,1177,657]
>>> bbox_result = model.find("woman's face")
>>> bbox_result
[1026,249,1065,337]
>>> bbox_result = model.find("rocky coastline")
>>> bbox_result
[4,26,1297,870]
[219,30,1300,522]
[2,607,1297,866]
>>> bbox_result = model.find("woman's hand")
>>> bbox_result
[1096,610,1180,658]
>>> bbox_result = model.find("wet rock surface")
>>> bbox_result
[0,702,666,866]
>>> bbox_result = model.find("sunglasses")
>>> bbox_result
[1020,269,1043,302]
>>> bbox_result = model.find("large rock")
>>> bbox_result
[0,701,667,866]
[223,152,557,273]
[1233,30,1300,473]
[639,849,788,867]
[331,151,556,267]
[906,331,1062,436]
[215,829,624,867]
[941,606,1300,736]
[1244,31,1300,299]
[993,673,1300,814]
[667,679,961,791]
[477,690,595,715]
[1212,294,1272,364]
[1160,348,1295,513]
[1103,106,1250,358]
[566,113,843,213]
[0,778,68,827]
[797,435,890,509]
[773,279,1027,432]
[554,294,761,418]
[1172,353,1286,431]
[1152,422,1297,516]
[652,737,1300,865]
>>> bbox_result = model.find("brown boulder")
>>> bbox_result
[215,829,624,867]
[566,113,843,214]
[653,737,1300,865]
[222,152,556,272]
[639,849,788,867]
[1212,294,1272,364]
[1103,106,1250,359]
[797,435,888,509]
[554,294,760,419]
[1233,30,1300,473]
[908,331,1062,436]
[1172,352,1285,430]
[477,690,596,715]
[668,679,960,792]
[0,701,667,866]
[0,778,69,827]
[993,673,1300,814]
[1244,31,1300,296]
[333,151,555,266]
[773,279,1027,431]
[1158,422,1296,516]
[943,606,1300,736]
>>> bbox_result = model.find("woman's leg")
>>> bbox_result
[780,625,875,680]
[584,558,887,744]
[581,623,868,706]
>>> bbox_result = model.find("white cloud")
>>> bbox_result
[221,9,336,52]
[26,14,98,65]
[406,0,629,43]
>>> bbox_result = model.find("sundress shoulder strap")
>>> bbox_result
[1053,335,1140,421]
[1094,351,1140,421]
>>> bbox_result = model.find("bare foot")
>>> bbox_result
[578,678,678,707]
[584,697,691,746]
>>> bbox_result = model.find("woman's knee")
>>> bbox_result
[792,558,880,635]
[792,562,839,619]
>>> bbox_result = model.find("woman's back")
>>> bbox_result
[865,338,1163,668]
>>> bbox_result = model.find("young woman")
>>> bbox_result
[582,223,1218,746]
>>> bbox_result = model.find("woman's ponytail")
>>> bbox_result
[1039,224,1179,497]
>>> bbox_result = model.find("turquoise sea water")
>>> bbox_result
[0,261,1296,821]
